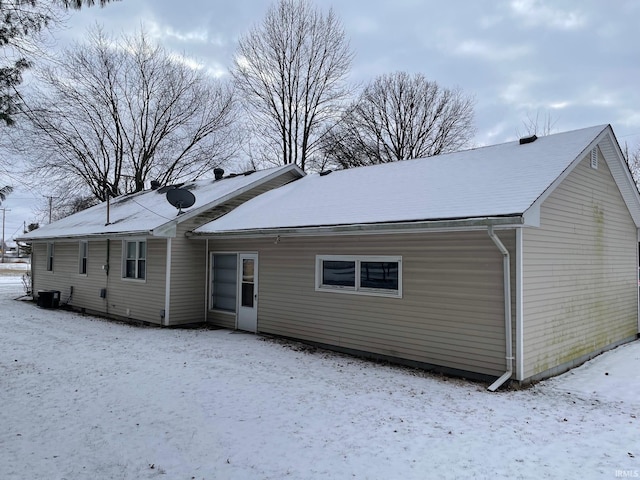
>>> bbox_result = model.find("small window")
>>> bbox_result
[79,241,88,275]
[210,253,237,312]
[322,260,355,287]
[360,261,399,290]
[123,240,146,280]
[316,255,402,298]
[46,242,54,272]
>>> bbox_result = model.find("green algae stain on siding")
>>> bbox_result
[532,295,637,376]
[592,203,605,255]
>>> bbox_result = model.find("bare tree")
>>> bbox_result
[232,0,353,171]
[625,142,640,190]
[517,110,558,138]
[323,72,476,168]
[0,185,13,204]
[18,26,238,201]
[0,0,118,126]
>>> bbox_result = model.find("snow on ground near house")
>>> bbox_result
[0,262,29,274]
[1,273,638,480]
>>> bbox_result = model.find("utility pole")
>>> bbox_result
[1,208,10,263]
[48,196,53,223]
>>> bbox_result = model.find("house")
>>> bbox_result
[19,124,640,387]
[189,124,640,387]
[18,164,304,326]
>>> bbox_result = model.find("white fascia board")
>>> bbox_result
[189,216,525,239]
[524,125,640,228]
[159,164,305,230]
[522,203,541,227]
[525,125,608,219]
[152,222,178,238]
[19,230,156,242]
[599,130,640,227]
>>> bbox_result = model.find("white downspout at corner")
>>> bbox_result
[164,237,171,326]
[487,226,514,391]
[515,228,524,381]
[204,239,210,323]
[637,229,640,335]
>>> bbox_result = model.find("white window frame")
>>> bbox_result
[122,239,147,281]
[78,241,88,275]
[46,242,54,272]
[315,255,402,298]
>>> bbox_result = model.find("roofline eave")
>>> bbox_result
[188,215,526,239]
[16,229,163,242]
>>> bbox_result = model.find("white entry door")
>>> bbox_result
[237,253,258,332]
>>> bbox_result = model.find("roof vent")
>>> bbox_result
[214,168,224,180]
[590,147,598,169]
[150,180,161,190]
[519,134,537,145]
[319,169,332,177]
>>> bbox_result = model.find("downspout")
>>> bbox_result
[105,238,110,317]
[164,238,172,326]
[487,226,514,391]
[204,239,209,323]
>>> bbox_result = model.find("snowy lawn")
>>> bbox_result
[1,273,639,480]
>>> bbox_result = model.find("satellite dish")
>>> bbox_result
[166,188,196,215]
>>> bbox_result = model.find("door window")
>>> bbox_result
[241,258,255,307]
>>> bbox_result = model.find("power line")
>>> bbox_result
[1,207,11,263]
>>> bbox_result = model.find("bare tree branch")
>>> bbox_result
[17,26,239,202]
[322,72,476,168]
[232,0,353,171]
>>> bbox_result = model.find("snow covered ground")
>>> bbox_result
[0,271,638,480]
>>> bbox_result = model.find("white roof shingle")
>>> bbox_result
[19,164,302,240]
[195,125,620,235]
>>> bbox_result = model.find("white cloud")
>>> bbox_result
[453,39,531,62]
[164,27,208,43]
[169,53,204,71]
[347,16,378,35]
[509,0,587,30]
[499,71,543,108]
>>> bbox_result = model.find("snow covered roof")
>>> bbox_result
[18,164,304,240]
[193,125,640,236]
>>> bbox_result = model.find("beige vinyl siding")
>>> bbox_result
[106,239,167,324]
[32,241,108,312]
[32,239,167,324]
[522,151,638,379]
[208,310,236,329]
[167,171,301,325]
[168,220,207,325]
[209,230,515,377]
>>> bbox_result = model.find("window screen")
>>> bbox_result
[211,254,237,312]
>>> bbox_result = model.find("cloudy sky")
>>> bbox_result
[2,0,639,242]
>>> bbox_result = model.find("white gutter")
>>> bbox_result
[487,226,514,391]
[188,216,525,239]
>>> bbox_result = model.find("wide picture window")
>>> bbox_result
[316,255,402,298]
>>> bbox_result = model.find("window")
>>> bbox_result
[46,242,54,272]
[123,240,146,280]
[79,241,88,275]
[316,255,402,298]
[210,253,237,312]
